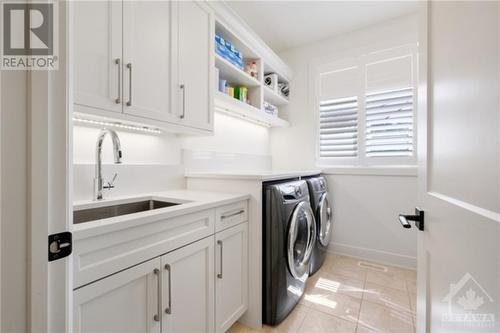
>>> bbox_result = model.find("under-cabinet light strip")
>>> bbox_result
[73,117,162,134]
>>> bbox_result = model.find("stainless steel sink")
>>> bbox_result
[73,199,180,224]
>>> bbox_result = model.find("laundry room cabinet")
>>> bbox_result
[73,237,215,333]
[72,0,214,133]
[215,223,248,333]
[72,199,250,333]
[161,236,215,333]
[73,258,161,333]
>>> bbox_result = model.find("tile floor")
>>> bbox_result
[228,254,417,333]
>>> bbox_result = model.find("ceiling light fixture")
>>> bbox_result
[73,117,162,134]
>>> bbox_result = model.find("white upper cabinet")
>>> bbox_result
[73,258,161,333]
[173,1,214,131]
[73,1,122,114]
[161,236,215,333]
[122,1,174,122]
[72,0,214,134]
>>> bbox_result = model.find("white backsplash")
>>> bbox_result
[73,164,185,202]
[183,149,272,174]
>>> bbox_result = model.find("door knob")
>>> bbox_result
[398,208,424,231]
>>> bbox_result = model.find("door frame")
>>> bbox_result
[416,1,429,332]
[29,1,72,332]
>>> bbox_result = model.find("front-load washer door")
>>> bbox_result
[287,201,316,280]
[318,193,333,247]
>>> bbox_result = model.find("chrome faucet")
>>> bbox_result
[94,128,122,200]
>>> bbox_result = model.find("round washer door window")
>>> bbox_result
[287,201,316,280]
[318,193,332,247]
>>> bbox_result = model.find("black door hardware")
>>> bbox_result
[399,208,424,231]
[48,232,72,261]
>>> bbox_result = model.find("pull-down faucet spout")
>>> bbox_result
[94,128,122,200]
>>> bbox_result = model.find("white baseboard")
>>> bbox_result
[329,242,417,270]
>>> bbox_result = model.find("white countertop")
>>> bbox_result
[184,170,322,181]
[72,189,250,238]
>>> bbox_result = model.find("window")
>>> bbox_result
[315,45,417,166]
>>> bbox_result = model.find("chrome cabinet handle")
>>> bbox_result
[221,209,245,220]
[115,58,121,104]
[126,63,132,106]
[153,268,161,322]
[179,84,185,119]
[164,264,172,314]
[217,240,223,279]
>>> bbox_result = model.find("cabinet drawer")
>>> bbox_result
[73,209,215,288]
[215,200,248,232]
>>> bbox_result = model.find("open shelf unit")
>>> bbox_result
[214,19,290,127]
[215,92,288,128]
[263,86,289,106]
[215,54,260,87]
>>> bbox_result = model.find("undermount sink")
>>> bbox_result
[73,199,181,224]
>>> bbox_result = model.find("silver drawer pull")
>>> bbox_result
[221,209,245,220]
[164,264,172,314]
[217,240,223,279]
[126,63,132,106]
[115,58,121,104]
[153,268,161,322]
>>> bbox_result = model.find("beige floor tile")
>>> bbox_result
[323,257,368,281]
[300,284,361,323]
[365,271,406,291]
[307,270,365,299]
[404,269,417,282]
[409,293,416,312]
[227,322,262,333]
[297,309,357,333]
[263,304,309,333]
[406,278,417,294]
[357,301,414,333]
[362,282,411,310]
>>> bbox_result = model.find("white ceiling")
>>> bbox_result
[226,1,419,53]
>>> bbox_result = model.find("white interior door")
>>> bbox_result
[416,2,500,332]
[123,1,174,122]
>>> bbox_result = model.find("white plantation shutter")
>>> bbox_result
[319,96,358,157]
[315,44,416,166]
[365,87,414,157]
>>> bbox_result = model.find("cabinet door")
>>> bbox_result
[162,236,215,333]
[72,0,122,113]
[73,258,161,333]
[122,1,174,122]
[215,223,248,332]
[173,1,214,130]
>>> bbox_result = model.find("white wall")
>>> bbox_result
[272,14,419,268]
[1,71,28,332]
[182,112,272,173]
[72,125,184,201]
[72,112,273,200]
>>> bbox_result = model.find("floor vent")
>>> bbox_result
[358,261,388,272]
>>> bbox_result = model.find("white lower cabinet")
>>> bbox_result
[215,223,249,333]
[73,258,161,333]
[161,236,215,333]
[73,201,249,333]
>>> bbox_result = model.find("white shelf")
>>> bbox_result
[215,54,260,88]
[214,92,288,128]
[263,86,289,106]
